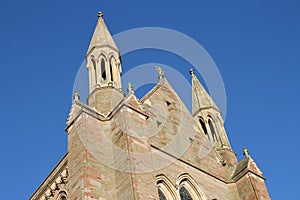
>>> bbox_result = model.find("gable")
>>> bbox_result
[139,79,227,179]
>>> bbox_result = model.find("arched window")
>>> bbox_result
[199,117,210,140]
[158,188,167,200]
[57,191,67,200]
[179,186,193,200]
[156,175,177,200]
[177,174,205,200]
[208,118,218,142]
[101,58,106,80]
[110,62,113,82]
[91,58,97,84]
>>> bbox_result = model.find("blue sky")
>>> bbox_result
[0,0,299,199]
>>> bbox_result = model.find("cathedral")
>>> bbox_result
[30,12,271,200]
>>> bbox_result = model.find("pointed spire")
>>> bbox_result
[190,68,220,115]
[85,12,122,92]
[87,12,118,55]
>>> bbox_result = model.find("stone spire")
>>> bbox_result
[87,12,118,55]
[85,12,124,115]
[86,12,122,93]
[190,69,220,115]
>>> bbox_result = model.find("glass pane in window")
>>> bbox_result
[179,187,193,200]
[158,188,167,200]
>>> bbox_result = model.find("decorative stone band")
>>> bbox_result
[39,168,68,200]
[29,153,68,200]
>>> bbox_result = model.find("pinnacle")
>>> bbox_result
[127,82,135,95]
[155,66,164,80]
[243,147,250,158]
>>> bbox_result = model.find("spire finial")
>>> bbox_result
[243,147,250,158]
[155,66,164,80]
[127,82,134,95]
[73,91,80,102]
[98,11,103,19]
[190,68,195,76]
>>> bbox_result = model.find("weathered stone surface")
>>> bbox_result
[30,13,271,200]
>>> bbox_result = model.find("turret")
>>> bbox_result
[190,69,231,149]
[85,12,124,115]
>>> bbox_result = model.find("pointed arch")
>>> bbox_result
[158,188,167,200]
[98,53,107,81]
[87,56,97,91]
[156,175,177,200]
[100,57,106,80]
[109,56,116,82]
[91,57,97,84]
[215,114,230,148]
[207,116,218,142]
[176,174,206,200]
[199,117,210,141]
[97,52,108,61]
[56,191,68,200]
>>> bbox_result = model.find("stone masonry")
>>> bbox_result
[30,12,271,200]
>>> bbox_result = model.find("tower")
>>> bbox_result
[86,12,124,116]
[87,12,122,91]
[30,13,271,200]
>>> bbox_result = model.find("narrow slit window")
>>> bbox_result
[199,118,210,140]
[208,119,218,142]
[110,62,113,81]
[92,59,97,83]
[101,58,106,80]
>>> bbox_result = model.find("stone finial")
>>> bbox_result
[73,91,80,102]
[127,82,134,95]
[155,66,164,80]
[98,11,103,18]
[243,147,250,158]
[190,68,195,76]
